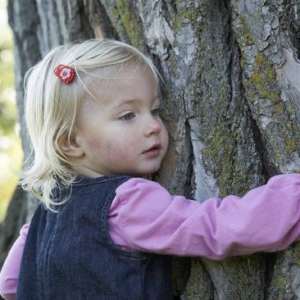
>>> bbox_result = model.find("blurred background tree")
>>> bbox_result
[0,0,22,222]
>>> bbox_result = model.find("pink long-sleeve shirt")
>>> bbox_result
[1,174,300,299]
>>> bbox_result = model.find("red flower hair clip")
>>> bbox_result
[54,64,75,84]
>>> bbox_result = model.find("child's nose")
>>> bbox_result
[144,118,162,137]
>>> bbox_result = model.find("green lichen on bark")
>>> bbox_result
[202,254,265,300]
[172,0,203,32]
[185,259,213,299]
[167,1,261,197]
[247,54,281,102]
[267,244,300,299]
[110,1,145,51]
[202,117,260,197]
[202,127,237,194]
[244,54,298,159]
[235,16,255,49]
[169,0,205,77]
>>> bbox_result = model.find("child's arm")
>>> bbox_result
[0,224,29,300]
[111,174,300,260]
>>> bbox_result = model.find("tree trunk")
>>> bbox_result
[2,0,300,298]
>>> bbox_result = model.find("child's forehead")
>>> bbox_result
[87,63,156,81]
[84,65,157,91]
[80,64,159,106]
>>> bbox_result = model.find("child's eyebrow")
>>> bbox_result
[113,96,160,108]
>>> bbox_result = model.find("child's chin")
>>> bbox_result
[131,166,161,177]
[146,166,161,175]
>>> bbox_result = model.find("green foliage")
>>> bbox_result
[0,27,15,135]
[0,0,22,222]
[0,135,22,222]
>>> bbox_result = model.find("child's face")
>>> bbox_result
[72,65,169,177]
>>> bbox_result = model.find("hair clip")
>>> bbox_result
[54,64,75,84]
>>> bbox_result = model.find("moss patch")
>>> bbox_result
[249,54,281,102]
[111,1,145,51]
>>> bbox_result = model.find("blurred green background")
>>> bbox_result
[0,0,22,222]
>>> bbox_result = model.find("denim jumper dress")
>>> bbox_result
[16,175,173,300]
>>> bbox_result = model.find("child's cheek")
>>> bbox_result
[102,136,137,161]
[86,139,102,152]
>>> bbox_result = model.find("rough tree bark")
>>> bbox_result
[1,0,300,299]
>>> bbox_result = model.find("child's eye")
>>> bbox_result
[120,112,136,121]
[151,107,162,117]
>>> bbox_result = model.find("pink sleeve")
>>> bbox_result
[109,174,300,260]
[0,224,29,300]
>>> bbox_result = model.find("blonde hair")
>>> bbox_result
[21,39,159,210]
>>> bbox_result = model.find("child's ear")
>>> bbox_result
[59,132,84,158]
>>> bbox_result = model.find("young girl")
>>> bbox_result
[1,39,300,300]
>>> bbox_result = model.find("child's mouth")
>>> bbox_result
[142,144,162,157]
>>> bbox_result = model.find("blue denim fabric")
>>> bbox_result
[16,175,173,300]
